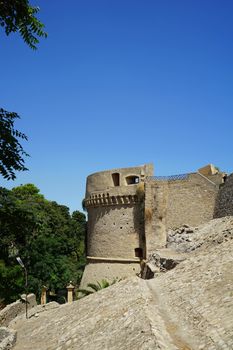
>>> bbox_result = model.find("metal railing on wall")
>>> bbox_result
[146,173,191,182]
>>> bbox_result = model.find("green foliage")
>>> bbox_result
[0,1,47,180]
[0,260,23,304]
[78,278,120,298]
[0,0,47,50]
[11,183,43,199]
[0,108,29,180]
[0,184,86,304]
[82,198,87,212]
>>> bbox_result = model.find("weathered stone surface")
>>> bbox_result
[9,302,60,326]
[0,327,16,350]
[10,218,233,350]
[198,164,219,176]
[80,261,140,289]
[145,173,220,255]
[214,173,233,218]
[149,238,233,349]
[87,203,144,259]
[167,216,233,253]
[141,249,187,278]
[11,278,177,350]
[0,294,37,327]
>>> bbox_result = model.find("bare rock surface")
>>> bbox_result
[11,217,233,350]
[0,327,16,350]
[167,216,233,252]
[148,239,233,349]
[11,278,176,350]
[0,294,37,327]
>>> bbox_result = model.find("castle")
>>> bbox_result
[80,163,232,287]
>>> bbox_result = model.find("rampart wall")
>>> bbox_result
[145,173,219,254]
[87,202,144,259]
[214,174,233,218]
[81,163,226,286]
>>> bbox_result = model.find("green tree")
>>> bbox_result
[0,109,29,180]
[0,185,87,304]
[11,183,44,200]
[70,211,86,262]
[0,186,37,303]
[0,0,47,50]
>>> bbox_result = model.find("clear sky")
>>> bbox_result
[1,0,233,212]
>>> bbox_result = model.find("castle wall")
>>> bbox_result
[214,174,233,218]
[166,174,218,228]
[81,163,224,286]
[87,203,143,259]
[145,173,219,254]
[144,181,168,253]
[86,164,153,197]
[79,261,140,289]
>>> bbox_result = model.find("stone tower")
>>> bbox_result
[80,164,154,287]
[80,162,225,287]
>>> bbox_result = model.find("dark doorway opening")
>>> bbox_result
[112,173,120,186]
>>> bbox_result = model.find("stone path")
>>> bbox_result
[11,278,178,350]
[10,217,233,350]
[149,238,233,350]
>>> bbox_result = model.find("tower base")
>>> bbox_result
[80,257,141,289]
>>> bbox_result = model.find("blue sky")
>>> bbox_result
[1,0,233,212]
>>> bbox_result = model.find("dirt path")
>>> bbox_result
[146,280,194,350]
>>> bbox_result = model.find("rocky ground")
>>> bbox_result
[7,217,233,349]
[166,216,233,253]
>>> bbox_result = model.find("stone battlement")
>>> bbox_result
[85,194,139,208]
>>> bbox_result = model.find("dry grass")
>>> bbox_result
[145,207,153,222]
[136,183,145,201]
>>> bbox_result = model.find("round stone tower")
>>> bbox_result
[80,163,154,287]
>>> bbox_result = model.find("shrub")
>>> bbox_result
[78,278,121,298]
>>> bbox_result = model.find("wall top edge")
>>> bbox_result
[87,256,141,263]
[87,163,154,178]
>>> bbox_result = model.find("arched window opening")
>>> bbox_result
[112,173,120,186]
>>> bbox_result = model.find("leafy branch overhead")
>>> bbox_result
[0,0,47,49]
[0,108,29,180]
